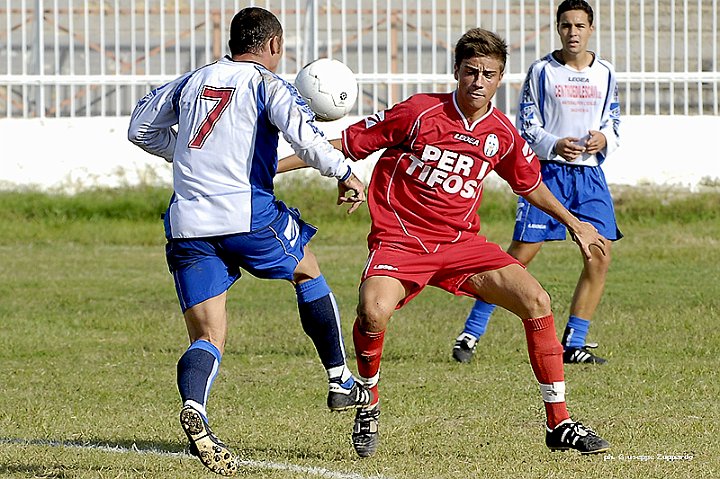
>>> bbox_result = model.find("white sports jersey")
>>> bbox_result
[128,56,351,239]
[516,51,620,167]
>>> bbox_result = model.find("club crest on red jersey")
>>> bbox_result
[483,134,499,157]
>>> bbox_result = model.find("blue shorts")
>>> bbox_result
[165,203,317,312]
[513,162,622,242]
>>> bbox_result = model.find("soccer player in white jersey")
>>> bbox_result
[280,27,611,457]
[453,0,621,366]
[127,7,372,476]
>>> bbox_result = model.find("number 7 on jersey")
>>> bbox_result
[188,86,235,149]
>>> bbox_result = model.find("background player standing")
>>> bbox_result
[128,7,371,476]
[453,0,621,365]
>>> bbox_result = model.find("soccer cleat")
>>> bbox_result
[563,343,607,364]
[352,402,380,458]
[546,420,610,454]
[327,379,374,411]
[180,406,238,476]
[452,333,478,363]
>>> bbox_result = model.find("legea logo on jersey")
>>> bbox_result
[453,133,480,146]
[405,145,491,199]
[373,264,399,271]
[483,134,499,157]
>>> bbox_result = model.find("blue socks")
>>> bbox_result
[177,339,221,420]
[462,299,497,339]
[463,301,592,352]
[561,315,590,349]
[296,275,351,382]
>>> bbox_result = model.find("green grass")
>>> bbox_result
[0,184,718,478]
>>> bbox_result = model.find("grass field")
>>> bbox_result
[0,182,718,478]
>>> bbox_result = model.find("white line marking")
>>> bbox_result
[0,437,391,479]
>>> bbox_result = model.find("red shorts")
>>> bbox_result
[362,235,523,308]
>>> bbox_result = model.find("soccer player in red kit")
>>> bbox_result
[343,28,610,458]
[280,28,610,457]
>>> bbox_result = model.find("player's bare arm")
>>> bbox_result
[278,138,343,173]
[277,154,308,173]
[276,139,364,213]
[522,183,607,260]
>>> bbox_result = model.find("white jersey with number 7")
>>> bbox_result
[128,56,350,239]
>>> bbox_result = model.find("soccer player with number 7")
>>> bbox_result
[128,7,371,476]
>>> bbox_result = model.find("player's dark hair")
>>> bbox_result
[454,28,508,72]
[228,7,283,55]
[556,0,594,26]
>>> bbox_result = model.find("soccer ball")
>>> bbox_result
[294,58,358,121]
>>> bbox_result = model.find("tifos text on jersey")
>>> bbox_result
[405,143,493,199]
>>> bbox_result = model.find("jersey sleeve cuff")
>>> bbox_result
[337,164,352,182]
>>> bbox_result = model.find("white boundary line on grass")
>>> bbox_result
[0,437,391,479]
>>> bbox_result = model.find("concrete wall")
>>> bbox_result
[1,115,719,193]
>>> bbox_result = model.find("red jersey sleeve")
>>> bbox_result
[493,125,542,195]
[341,99,418,161]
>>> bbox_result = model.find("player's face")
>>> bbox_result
[453,56,504,120]
[557,10,594,56]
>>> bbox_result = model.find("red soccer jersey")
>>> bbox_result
[342,92,542,252]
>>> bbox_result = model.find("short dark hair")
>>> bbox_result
[556,0,594,26]
[454,28,508,72]
[228,7,283,55]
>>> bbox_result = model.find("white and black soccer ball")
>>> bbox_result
[294,58,358,121]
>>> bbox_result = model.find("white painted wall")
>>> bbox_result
[1,115,718,193]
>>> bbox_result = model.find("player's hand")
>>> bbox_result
[555,137,586,161]
[569,221,607,260]
[337,173,366,214]
[583,130,607,155]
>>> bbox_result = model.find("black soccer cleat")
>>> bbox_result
[563,343,607,364]
[180,405,238,476]
[452,333,478,363]
[546,421,610,455]
[352,402,380,458]
[327,380,375,411]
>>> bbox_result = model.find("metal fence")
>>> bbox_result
[1,0,718,118]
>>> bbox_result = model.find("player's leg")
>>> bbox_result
[292,246,373,411]
[179,293,229,416]
[352,275,409,458]
[463,265,609,454]
[562,241,612,363]
[562,165,621,364]
[453,240,544,363]
[168,239,239,476]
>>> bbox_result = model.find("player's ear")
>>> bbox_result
[269,35,282,56]
[453,63,459,81]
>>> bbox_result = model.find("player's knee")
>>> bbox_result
[356,301,392,332]
[293,250,321,283]
[525,287,552,317]
[587,247,611,277]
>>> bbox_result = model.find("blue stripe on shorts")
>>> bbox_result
[513,162,622,243]
[166,201,318,312]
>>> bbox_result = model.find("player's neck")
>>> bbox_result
[555,49,594,70]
